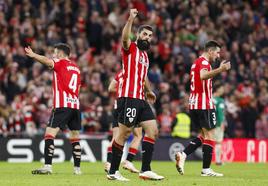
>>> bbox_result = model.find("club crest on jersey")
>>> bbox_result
[139,56,149,67]
[129,117,134,123]
[202,60,209,65]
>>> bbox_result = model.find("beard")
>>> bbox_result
[137,39,151,51]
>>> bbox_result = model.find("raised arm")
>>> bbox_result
[121,9,138,50]
[200,60,231,80]
[25,46,54,68]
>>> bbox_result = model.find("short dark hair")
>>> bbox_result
[138,25,153,33]
[54,43,71,56]
[204,40,221,51]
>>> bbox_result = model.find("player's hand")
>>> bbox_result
[24,46,36,58]
[129,9,138,20]
[220,60,231,71]
[146,91,156,104]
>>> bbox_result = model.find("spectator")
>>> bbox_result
[0,1,267,138]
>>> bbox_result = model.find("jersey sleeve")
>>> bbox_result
[121,42,136,55]
[52,58,64,72]
[114,71,122,82]
[199,60,211,71]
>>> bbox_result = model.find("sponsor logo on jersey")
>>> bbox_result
[66,97,78,103]
[139,56,149,67]
[202,60,209,65]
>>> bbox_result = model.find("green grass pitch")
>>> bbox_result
[0,161,268,186]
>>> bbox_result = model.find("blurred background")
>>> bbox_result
[0,0,267,143]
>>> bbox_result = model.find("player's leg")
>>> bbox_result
[140,119,157,172]
[107,123,132,181]
[214,126,224,165]
[68,109,82,175]
[105,108,119,172]
[105,127,118,172]
[200,110,223,177]
[31,127,60,175]
[69,130,82,175]
[107,98,139,181]
[122,127,142,173]
[184,110,204,155]
[32,108,66,175]
[139,119,164,180]
[176,110,203,175]
[137,100,164,180]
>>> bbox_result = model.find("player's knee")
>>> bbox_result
[206,133,215,141]
[152,127,159,140]
[146,131,158,140]
[70,130,80,138]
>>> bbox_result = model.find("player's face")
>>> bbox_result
[209,47,221,62]
[137,29,153,51]
[138,29,153,42]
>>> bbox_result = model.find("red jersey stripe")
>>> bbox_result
[52,59,81,109]
[189,57,215,110]
[119,42,149,100]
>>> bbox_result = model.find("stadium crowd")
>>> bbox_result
[0,0,267,139]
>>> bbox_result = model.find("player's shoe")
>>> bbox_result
[107,171,129,181]
[122,160,139,173]
[104,162,111,173]
[73,167,82,175]
[32,164,52,175]
[201,168,223,177]
[175,151,186,175]
[139,171,164,180]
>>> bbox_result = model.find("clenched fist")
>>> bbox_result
[129,9,138,20]
[220,60,231,71]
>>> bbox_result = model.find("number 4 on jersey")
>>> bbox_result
[69,74,78,92]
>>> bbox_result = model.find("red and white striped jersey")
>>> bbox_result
[118,42,149,100]
[114,70,123,98]
[113,70,123,109]
[189,56,215,110]
[52,58,81,109]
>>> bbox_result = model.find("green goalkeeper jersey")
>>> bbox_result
[213,97,225,127]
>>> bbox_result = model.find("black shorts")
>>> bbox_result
[117,97,155,128]
[112,108,119,128]
[189,109,217,130]
[48,108,81,130]
[112,108,141,128]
